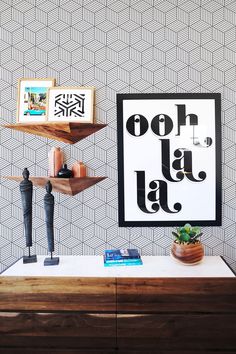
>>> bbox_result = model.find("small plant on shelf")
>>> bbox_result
[171,223,204,265]
[172,224,203,244]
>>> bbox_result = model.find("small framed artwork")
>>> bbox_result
[47,87,94,123]
[17,78,55,123]
[117,93,222,227]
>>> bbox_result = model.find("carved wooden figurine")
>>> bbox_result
[20,168,37,263]
[44,180,59,266]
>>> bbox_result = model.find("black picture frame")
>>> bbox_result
[117,93,222,227]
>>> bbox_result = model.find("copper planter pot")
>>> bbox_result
[171,242,204,265]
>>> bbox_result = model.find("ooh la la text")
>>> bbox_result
[126,104,212,214]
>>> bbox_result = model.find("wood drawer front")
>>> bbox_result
[117,314,236,351]
[0,352,229,354]
[117,351,232,354]
[0,312,116,349]
[117,278,236,313]
[0,351,116,354]
[0,277,116,312]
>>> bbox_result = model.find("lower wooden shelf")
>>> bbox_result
[3,176,107,196]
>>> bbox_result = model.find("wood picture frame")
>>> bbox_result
[46,87,94,123]
[17,78,56,123]
[117,93,222,227]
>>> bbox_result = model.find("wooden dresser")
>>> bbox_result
[0,256,235,354]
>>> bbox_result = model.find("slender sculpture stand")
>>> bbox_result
[20,168,37,264]
[44,251,59,266]
[24,246,37,263]
[44,181,59,266]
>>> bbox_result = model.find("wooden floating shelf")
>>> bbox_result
[3,176,107,196]
[2,122,107,144]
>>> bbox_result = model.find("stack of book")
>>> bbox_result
[103,249,142,267]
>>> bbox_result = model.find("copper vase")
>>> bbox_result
[48,147,63,177]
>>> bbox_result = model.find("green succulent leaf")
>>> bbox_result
[179,227,186,234]
[193,232,203,240]
[192,226,200,234]
[184,223,191,233]
[179,233,190,242]
[172,231,180,239]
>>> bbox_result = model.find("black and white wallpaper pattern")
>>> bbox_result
[0,0,236,272]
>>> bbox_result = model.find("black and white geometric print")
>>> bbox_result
[54,93,85,118]
[0,0,236,273]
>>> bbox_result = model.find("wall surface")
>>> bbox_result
[0,0,236,272]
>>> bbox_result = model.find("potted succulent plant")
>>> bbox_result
[171,223,204,265]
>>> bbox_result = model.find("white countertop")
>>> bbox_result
[0,256,234,277]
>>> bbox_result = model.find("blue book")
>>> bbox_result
[104,257,142,264]
[104,249,141,262]
[104,259,143,267]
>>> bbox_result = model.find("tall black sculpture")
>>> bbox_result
[20,168,37,263]
[44,181,59,266]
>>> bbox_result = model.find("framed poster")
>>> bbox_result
[117,93,221,227]
[17,78,55,123]
[47,87,94,123]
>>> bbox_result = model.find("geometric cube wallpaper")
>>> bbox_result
[0,0,236,272]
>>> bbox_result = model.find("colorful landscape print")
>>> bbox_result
[24,87,47,116]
